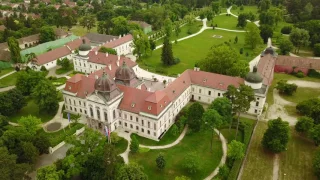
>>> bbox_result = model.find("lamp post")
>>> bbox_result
[205,122,214,152]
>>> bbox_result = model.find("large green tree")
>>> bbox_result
[161,36,174,66]
[187,102,205,132]
[0,88,26,116]
[32,79,59,114]
[245,23,263,49]
[295,116,314,133]
[313,148,320,178]
[208,97,233,130]
[39,26,56,43]
[7,37,21,63]
[18,115,42,136]
[16,70,46,95]
[309,124,320,146]
[262,118,290,153]
[296,99,320,124]
[224,85,255,138]
[227,140,245,160]
[132,30,151,59]
[279,39,294,55]
[289,28,310,53]
[80,15,96,32]
[199,44,249,77]
[36,164,64,180]
[259,25,273,43]
[116,163,148,180]
[202,109,223,133]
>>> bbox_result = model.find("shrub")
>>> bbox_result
[183,152,200,174]
[40,66,47,71]
[240,48,244,54]
[15,66,20,71]
[308,69,320,78]
[281,26,292,34]
[174,57,180,65]
[295,116,314,133]
[276,80,298,96]
[218,165,230,180]
[295,71,304,78]
[187,26,197,35]
[313,149,320,178]
[240,5,244,10]
[314,43,320,57]
[110,132,121,144]
[130,135,139,153]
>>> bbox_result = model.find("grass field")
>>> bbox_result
[131,124,181,146]
[115,137,128,155]
[209,15,248,30]
[69,25,98,37]
[129,129,223,179]
[0,71,21,88]
[9,97,57,123]
[139,29,264,75]
[266,73,320,106]
[0,67,14,77]
[155,21,203,46]
[280,87,320,104]
[230,6,259,20]
[220,128,243,143]
[279,129,317,180]
[241,121,274,180]
[284,105,300,117]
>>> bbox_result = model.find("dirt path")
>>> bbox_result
[287,80,320,88]
[273,154,280,180]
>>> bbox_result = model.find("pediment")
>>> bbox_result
[86,93,106,104]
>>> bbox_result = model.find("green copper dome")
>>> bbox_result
[245,66,263,83]
[79,39,91,51]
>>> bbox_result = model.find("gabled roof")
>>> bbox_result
[65,37,90,51]
[98,34,133,49]
[35,46,71,65]
[257,54,276,85]
[85,33,118,44]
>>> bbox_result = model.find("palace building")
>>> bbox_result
[62,44,275,141]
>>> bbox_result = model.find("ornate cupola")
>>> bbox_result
[115,61,138,86]
[244,66,263,89]
[78,39,91,56]
[94,71,121,101]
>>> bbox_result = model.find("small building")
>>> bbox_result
[93,34,133,55]
[129,21,152,34]
[274,56,320,75]
[84,33,118,47]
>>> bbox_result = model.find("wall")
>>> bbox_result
[114,41,133,55]
[274,65,309,75]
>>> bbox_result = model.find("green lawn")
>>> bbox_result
[0,67,14,77]
[280,87,320,104]
[241,121,274,180]
[155,21,203,46]
[129,130,223,179]
[139,29,264,76]
[9,97,57,123]
[209,15,247,30]
[38,123,85,147]
[279,129,317,180]
[284,105,300,117]
[0,71,21,88]
[69,25,98,37]
[115,137,128,155]
[55,66,74,75]
[266,73,320,106]
[220,128,243,143]
[49,77,67,87]
[131,124,181,146]
[230,6,259,20]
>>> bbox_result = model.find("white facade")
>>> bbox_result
[30,54,73,71]
[113,40,133,55]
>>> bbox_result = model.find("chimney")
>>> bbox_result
[117,55,120,61]
[95,75,98,79]
[95,51,98,55]
[106,53,108,57]
[108,64,112,70]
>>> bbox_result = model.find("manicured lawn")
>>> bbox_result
[9,97,57,123]
[49,77,67,87]
[280,87,320,104]
[220,128,243,143]
[279,129,317,180]
[131,125,181,146]
[241,121,274,180]
[139,29,264,76]
[129,130,223,179]
[209,15,247,30]
[68,71,85,77]
[155,21,203,46]
[55,66,73,75]
[0,67,14,77]
[284,105,300,117]
[266,73,320,106]
[69,25,98,36]
[0,71,21,88]
[115,137,128,155]
[38,123,85,147]
[273,21,293,34]
[231,6,259,20]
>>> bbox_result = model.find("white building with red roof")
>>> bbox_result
[92,34,133,55]
[62,48,274,140]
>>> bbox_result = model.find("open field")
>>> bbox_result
[208,15,249,30]
[69,25,98,37]
[279,129,317,180]
[139,29,264,76]
[241,121,274,180]
[280,87,320,104]
[129,130,222,180]
[0,67,14,77]
[230,6,259,20]
[0,71,21,88]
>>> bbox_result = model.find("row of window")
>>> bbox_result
[66,105,87,114]
[192,87,222,97]
[124,114,157,130]
[121,121,157,137]
[90,107,116,121]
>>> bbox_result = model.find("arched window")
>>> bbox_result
[113,110,116,119]
[97,109,100,120]
[104,112,108,121]
[90,107,93,117]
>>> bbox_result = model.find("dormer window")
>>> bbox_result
[164,101,167,104]
[173,90,175,94]
[203,79,207,82]
[148,106,152,110]
[131,103,135,107]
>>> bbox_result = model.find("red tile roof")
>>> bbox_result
[35,46,71,65]
[65,37,90,51]
[276,55,320,70]
[87,51,136,67]
[257,54,276,85]
[94,34,133,50]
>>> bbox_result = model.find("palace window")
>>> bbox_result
[208,91,211,95]
[90,107,93,117]
[148,122,150,128]
[130,124,133,129]
[256,101,259,106]
[130,116,132,120]
[113,110,116,119]
[218,93,221,96]
[199,89,202,93]
[147,130,150,135]
[97,109,100,120]
[142,128,144,133]
[104,112,108,121]
[136,117,138,122]
[136,126,139,130]
[154,123,156,130]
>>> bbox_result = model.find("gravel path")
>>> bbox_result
[0,70,16,79]
[273,154,280,180]
[287,80,320,88]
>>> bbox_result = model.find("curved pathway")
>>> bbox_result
[204,129,227,180]
[140,125,188,149]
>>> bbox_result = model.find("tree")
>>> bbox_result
[39,26,56,43]
[295,116,314,133]
[149,39,156,51]
[79,15,96,32]
[170,124,179,136]
[313,148,320,178]
[296,99,320,124]
[164,18,173,38]
[276,80,298,96]
[103,143,123,179]
[279,39,294,55]
[269,7,283,25]
[208,97,233,130]
[18,115,41,136]
[309,124,320,146]
[224,85,255,138]
[183,152,200,174]
[7,37,21,63]
[161,37,174,66]
[36,164,64,180]
[116,163,148,180]
[218,165,230,180]
[259,0,271,12]
[99,47,117,55]
[202,109,223,132]
[0,147,30,180]
[156,153,166,170]
[25,52,37,66]
[0,88,26,116]
[227,140,245,160]
[187,102,205,132]
[16,71,46,95]
[262,118,290,153]
[289,28,310,53]
[259,25,273,43]
[132,30,151,59]
[130,135,139,153]
[57,58,71,70]
[175,22,181,37]
[175,176,190,180]
[33,132,50,154]
[111,16,129,36]
[245,23,263,49]
[314,43,320,57]
[199,44,249,77]
[259,11,275,27]
[32,79,59,114]
[237,13,247,28]
[19,141,39,164]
